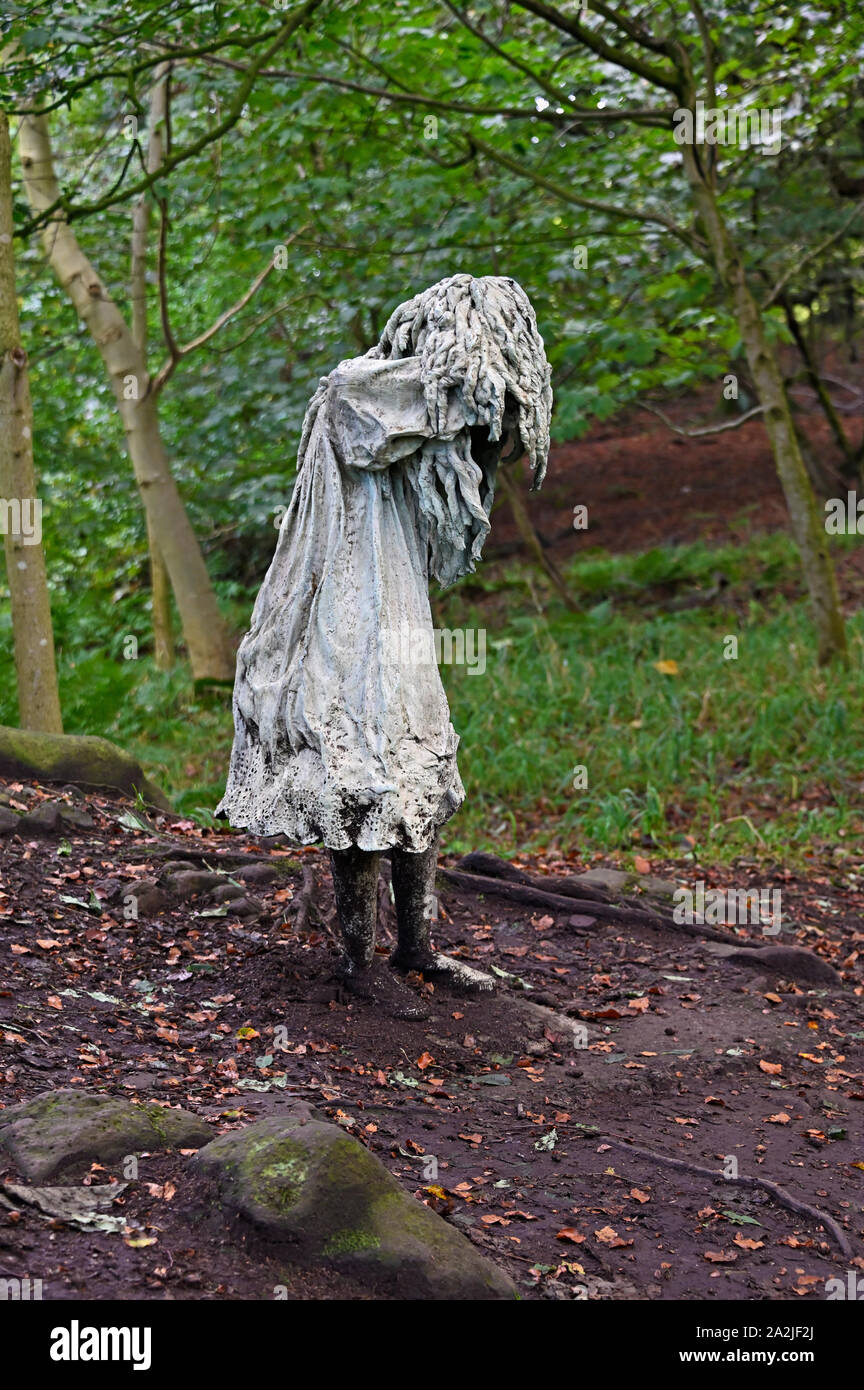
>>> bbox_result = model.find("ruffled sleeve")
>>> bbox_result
[325,355,463,470]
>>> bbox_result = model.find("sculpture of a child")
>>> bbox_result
[218,274,552,1017]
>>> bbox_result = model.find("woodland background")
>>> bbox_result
[2,0,863,865]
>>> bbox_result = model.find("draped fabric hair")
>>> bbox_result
[368,274,552,587]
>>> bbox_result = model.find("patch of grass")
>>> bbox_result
[436,532,864,864]
[3,532,862,866]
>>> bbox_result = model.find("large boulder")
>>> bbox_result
[0,725,171,810]
[196,1116,516,1300]
[0,1090,211,1180]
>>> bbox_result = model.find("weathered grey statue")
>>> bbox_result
[218,274,552,1017]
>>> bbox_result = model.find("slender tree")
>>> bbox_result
[0,110,62,731]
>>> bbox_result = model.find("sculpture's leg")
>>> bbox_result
[390,837,495,994]
[329,844,379,977]
[329,845,428,1019]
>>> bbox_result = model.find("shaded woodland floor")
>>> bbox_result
[2,784,863,1300]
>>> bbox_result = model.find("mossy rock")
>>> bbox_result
[0,725,171,811]
[195,1116,516,1299]
[0,1090,210,1180]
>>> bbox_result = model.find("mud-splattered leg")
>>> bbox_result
[329,845,428,1019]
[329,845,379,977]
[390,836,495,994]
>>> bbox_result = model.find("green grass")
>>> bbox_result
[435,531,864,863]
[3,531,862,867]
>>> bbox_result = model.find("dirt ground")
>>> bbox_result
[488,381,864,606]
[2,788,863,1301]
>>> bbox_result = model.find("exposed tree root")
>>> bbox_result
[599,1136,854,1258]
[439,859,751,948]
[291,863,317,937]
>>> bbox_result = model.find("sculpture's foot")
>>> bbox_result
[338,961,430,1021]
[391,949,496,995]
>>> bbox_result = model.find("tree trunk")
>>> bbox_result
[19,111,234,682]
[0,112,63,732]
[780,294,864,489]
[498,465,577,610]
[131,68,175,670]
[683,146,847,665]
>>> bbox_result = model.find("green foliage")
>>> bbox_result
[2,0,863,861]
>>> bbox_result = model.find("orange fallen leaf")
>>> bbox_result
[556,1228,585,1244]
[629,1188,651,1204]
[733,1234,763,1250]
[415,1052,435,1070]
[595,1226,619,1244]
[766,1112,791,1124]
[759,1060,782,1075]
[634,855,651,874]
[704,1250,738,1263]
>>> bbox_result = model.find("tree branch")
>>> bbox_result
[150,223,309,396]
[15,0,324,238]
[761,201,864,311]
[637,400,765,437]
[511,0,683,94]
[467,133,703,254]
[193,55,670,127]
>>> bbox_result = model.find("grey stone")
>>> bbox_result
[222,895,263,917]
[162,869,225,898]
[232,862,280,885]
[0,805,20,834]
[17,800,63,835]
[58,803,96,831]
[123,878,170,915]
[195,1115,516,1299]
[0,1089,211,1180]
[209,882,247,904]
[709,942,840,986]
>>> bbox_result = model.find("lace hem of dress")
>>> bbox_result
[216,738,464,853]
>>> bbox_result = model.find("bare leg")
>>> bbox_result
[390,836,495,994]
[329,845,428,1019]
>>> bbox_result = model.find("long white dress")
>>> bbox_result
[217,352,496,852]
